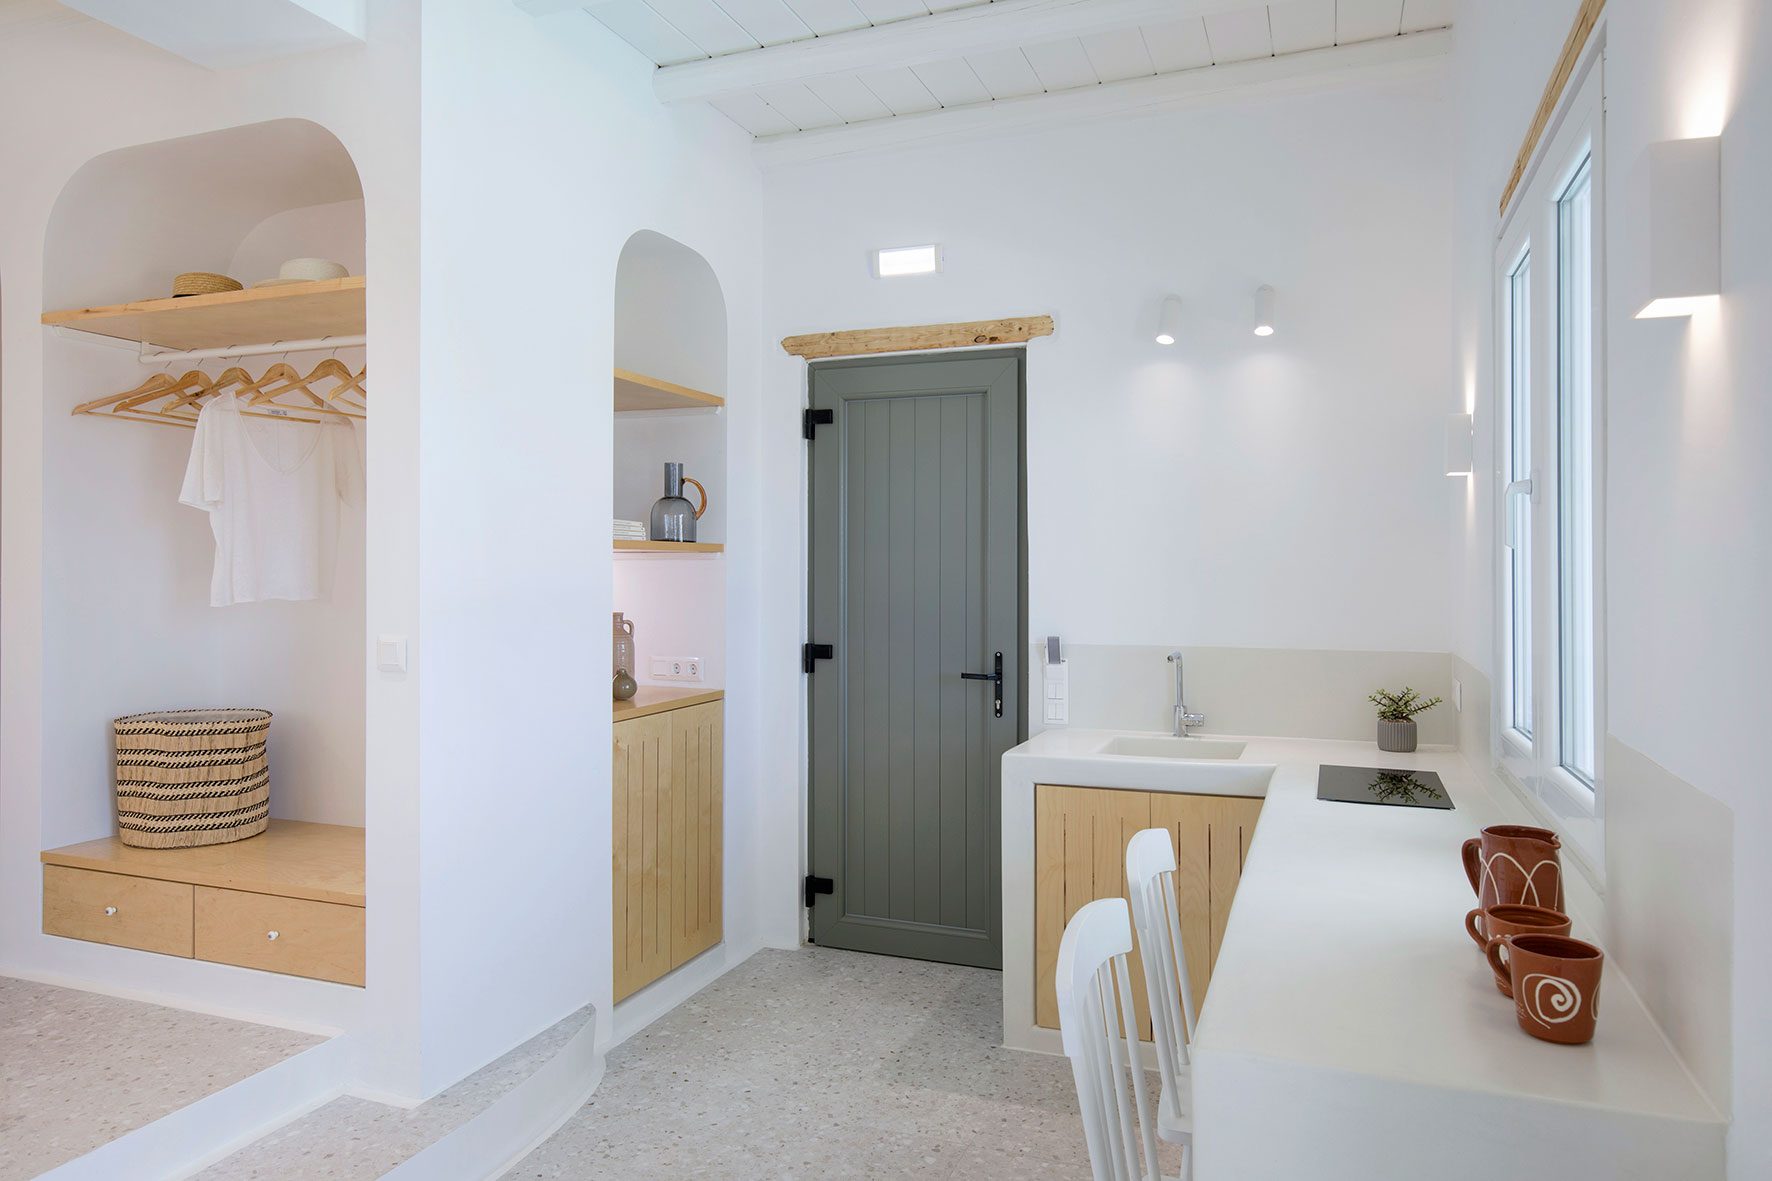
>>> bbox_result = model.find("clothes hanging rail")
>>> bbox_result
[135,334,367,365]
[48,326,367,364]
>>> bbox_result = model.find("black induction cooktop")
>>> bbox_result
[1316,764,1454,809]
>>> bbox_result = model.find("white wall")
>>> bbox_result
[1449,1,1772,1172]
[753,66,1461,943]
[411,0,767,1095]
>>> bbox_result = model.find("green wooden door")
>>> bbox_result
[807,351,1024,968]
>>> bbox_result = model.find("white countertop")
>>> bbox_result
[998,729,1725,1179]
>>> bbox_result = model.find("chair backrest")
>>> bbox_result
[1056,897,1162,1181]
[1125,827,1197,1122]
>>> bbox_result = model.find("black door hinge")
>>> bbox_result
[802,642,834,673]
[804,875,834,908]
[803,407,834,440]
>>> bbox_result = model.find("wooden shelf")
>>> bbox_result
[42,819,365,908]
[42,277,366,350]
[614,540,724,554]
[613,687,724,722]
[614,368,723,412]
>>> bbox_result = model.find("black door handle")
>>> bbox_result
[961,651,1004,718]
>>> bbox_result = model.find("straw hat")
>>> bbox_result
[172,271,243,297]
[253,258,350,288]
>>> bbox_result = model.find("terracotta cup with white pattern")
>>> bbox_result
[1461,824,1565,913]
[1486,933,1603,1045]
[1467,904,1573,995]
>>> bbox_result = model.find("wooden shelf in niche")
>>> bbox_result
[41,277,366,351]
[614,368,723,412]
[614,540,724,554]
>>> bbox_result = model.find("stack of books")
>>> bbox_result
[613,519,648,542]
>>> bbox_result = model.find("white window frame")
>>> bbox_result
[1491,52,1608,874]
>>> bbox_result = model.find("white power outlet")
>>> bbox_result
[650,656,704,682]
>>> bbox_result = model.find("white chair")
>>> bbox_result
[1126,827,1197,1159]
[1056,897,1178,1181]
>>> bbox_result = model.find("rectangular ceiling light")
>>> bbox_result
[873,244,941,278]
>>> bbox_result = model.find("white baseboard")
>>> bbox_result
[0,962,349,1039]
[611,939,756,1048]
[378,1010,605,1181]
[36,1035,351,1180]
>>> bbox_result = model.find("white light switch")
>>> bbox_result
[376,635,408,673]
[1042,660,1069,725]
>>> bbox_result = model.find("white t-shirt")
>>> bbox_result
[179,394,363,606]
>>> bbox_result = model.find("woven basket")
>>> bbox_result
[113,709,272,848]
[171,271,243,297]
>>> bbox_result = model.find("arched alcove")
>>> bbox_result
[40,118,367,847]
[611,229,728,691]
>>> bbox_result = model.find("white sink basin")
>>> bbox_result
[1098,735,1248,761]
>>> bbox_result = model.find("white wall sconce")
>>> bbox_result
[872,243,941,278]
[1634,137,1720,318]
[1445,412,1474,476]
[1253,285,1276,336]
[1155,295,1184,345]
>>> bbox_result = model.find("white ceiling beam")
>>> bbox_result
[654,0,1273,104]
[752,27,1451,165]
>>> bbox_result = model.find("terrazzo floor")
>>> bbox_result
[0,976,322,1180]
[513,946,1174,1180]
[199,1004,592,1180]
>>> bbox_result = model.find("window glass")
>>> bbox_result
[1557,156,1596,786]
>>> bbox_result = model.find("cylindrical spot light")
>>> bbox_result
[1253,285,1276,336]
[1156,295,1183,345]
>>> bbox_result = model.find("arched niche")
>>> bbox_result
[38,117,367,844]
[611,229,728,691]
[45,118,362,309]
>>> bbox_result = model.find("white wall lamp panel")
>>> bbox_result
[1156,295,1184,345]
[61,0,363,67]
[1253,284,1276,336]
[1634,137,1722,319]
[1444,412,1474,476]
[873,243,942,277]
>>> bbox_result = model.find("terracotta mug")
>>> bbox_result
[1461,824,1564,912]
[1467,904,1572,995]
[1485,933,1604,1045]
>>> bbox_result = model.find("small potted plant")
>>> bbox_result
[1368,687,1443,753]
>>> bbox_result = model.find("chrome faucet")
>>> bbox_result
[1167,650,1205,737]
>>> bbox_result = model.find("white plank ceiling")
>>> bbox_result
[579,0,1455,139]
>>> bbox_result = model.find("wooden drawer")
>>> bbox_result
[43,865,193,956]
[195,886,364,986]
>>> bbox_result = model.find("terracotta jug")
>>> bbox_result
[1461,824,1564,912]
[1486,933,1604,1045]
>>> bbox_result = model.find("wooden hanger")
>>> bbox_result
[74,358,367,429]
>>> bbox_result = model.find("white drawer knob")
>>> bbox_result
[266,930,280,941]
[103,906,117,916]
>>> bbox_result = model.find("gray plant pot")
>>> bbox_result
[1377,719,1418,753]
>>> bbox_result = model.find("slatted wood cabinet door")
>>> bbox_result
[1034,784,1263,1032]
[613,701,724,1003]
[669,701,723,968]
[1148,791,1264,1011]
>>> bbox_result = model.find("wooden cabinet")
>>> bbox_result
[1034,784,1263,1032]
[613,696,723,1002]
[41,820,365,986]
